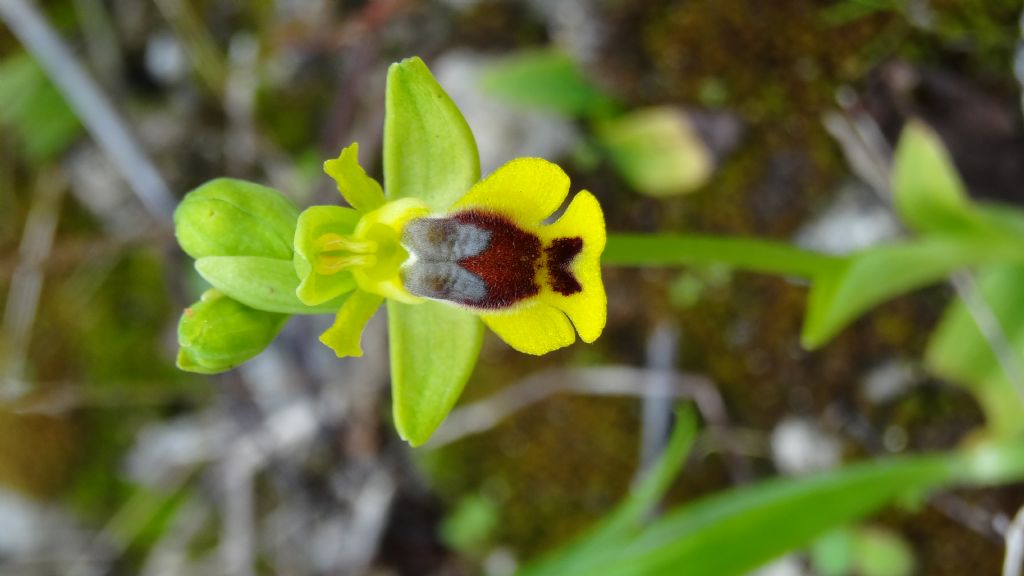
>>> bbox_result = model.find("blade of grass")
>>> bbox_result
[519,438,1024,576]
[521,406,698,576]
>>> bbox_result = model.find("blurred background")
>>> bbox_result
[1,0,1024,574]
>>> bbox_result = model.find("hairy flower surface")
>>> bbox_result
[295,145,606,356]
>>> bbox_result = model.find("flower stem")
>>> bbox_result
[603,234,841,279]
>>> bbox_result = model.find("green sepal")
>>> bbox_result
[176,289,288,374]
[319,290,384,357]
[195,256,349,315]
[389,300,483,446]
[383,56,485,446]
[293,205,362,306]
[174,178,299,260]
[384,56,480,211]
[323,143,386,213]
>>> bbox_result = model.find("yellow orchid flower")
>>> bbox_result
[294,143,606,357]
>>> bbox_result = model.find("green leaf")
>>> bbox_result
[174,178,299,261]
[176,290,287,374]
[388,300,483,446]
[801,237,1023,349]
[384,56,481,211]
[925,265,1024,436]
[524,407,698,576]
[891,120,978,236]
[604,234,840,279]
[974,203,1024,245]
[0,53,82,162]
[574,455,954,576]
[384,56,484,446]
[596,107,714,197]
[323,142,386,213]
[596,407,698,538]
[521,439,1024,576]
[480,49,620,119]
[195,256,349,315]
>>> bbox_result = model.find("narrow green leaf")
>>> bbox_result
[384,56,485,446]
[974,203,1024,245]
[604,234,840,279]
[925,265,1024,436]
[599,406,698,537]
[177,290,288,374]
[801,238,1024,349]
[195,256,349,315]
[579,455,958,576]
[384,56,480,211]
[388,300,483,446]
[891,120,978,235]
[523,407,698,576]
[520,438,1024,576]
[480,49,620,119]
[175,178,299,260]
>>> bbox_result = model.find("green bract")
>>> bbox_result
[176,290,287,374]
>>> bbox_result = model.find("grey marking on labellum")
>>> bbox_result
[402,217,491,262]
[403,261,488,303]
[401,217,492,304]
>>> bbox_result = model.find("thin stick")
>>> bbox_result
[1017,9,1024,120]
[640,323,679,475]
[0,0,175,220]
[425,366,728,450]
[1004,504,1024,576]
[951,273,1024,404]
[2,170,64,397]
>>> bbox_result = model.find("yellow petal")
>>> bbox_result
[319,290,384,357]
[450,158,569,224]
[480,302,575,355]
[323,143,386,213]
[540,190,607,343]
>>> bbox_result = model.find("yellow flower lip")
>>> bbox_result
[299,145,606,358]
[402,157,607,355]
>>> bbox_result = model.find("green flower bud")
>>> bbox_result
[176,290,288,374]
[174,178,299,260]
